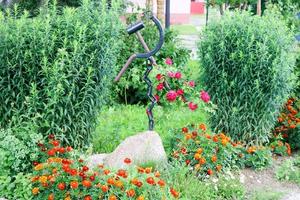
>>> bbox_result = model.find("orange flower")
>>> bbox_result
[211,155,217,163]
[137,196,145,200]
[221,138,228,146]
[216,165,222,172]
[70,181,79,189]
[158,179,166,187]
[207,169,213,175]
[107,178,115,185]
[39,175,47,184]
[32,187,39,195]
[194,153,201,160]
[146,177,155,185]
[48,193,54,200]
[195,164,201,170]
[213,136,218,142]
[108,195,117,200]
[124,158,132,164]
[34,164,44,171]
[199,157,206,165]
[114,180,123,188]
[82,180,92,188]
[154,171,161,177]
[185,133,192,140]
[196,148,203,154]
[101,185,109,193]
[137,167,145,173]
[199,123,206,131]
[126,189,136,197]
[247,146,256,154]
[103,169,110,175]
[170,188,180,198]
[145,167,152,174]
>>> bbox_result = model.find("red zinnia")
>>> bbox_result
[166,90,177,102]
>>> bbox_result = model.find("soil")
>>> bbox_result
[240,154,300,200]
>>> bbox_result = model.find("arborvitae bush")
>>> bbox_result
[198,11,297,144]
[0,0,123,148]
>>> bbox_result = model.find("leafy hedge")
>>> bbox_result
[198,11,297,143]
[0,0,123,148]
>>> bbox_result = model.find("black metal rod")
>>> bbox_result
[206,0,209,26]
[143,59,156,130]
[165,0,171,29]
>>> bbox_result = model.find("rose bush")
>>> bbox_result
[152,58,213,112]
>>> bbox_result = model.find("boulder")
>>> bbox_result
[103,131,167,169]
[87,153,108,169]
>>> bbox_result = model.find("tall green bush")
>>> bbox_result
[0,0,123,148]
[198,11,297,143]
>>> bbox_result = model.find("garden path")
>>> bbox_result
[241,155,300,200]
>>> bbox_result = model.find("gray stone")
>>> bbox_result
[87,153,108,169]
[103,131,167,169]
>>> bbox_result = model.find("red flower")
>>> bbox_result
[51,140,60,147]
[146,177,155,185]
[126,189,136,197]
[156,74,163,81]
[124,158,132,164]
[84,195,92,200]
[200,90,210,103]
[47,149,56,156]
[166,90,177,102]
[188,80,195,87]
[188,102,198,111]
[117,169,128,178]
[82,180,92,188]
[175,72,182,79]
[158,179,165,187]
[165,57,173,65]
[82,166,89,172]
[182,127,188,133]
[167,71,175,78]
[176,89,184,96]
[66,146,73,152]
[48,134,55,139]
[185,159,191,165]
[101,185,109,192]
[170,188,180,198]
[207,169,213,175]
[70,181,78,189]
[57,182,66,190]
[156,83,164,91]
[154,95,160,102]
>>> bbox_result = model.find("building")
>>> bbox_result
[128,0,205,24]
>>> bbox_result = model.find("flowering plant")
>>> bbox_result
[170,123,242,178]
[152,58,214,112]
[31,136,180,200]
[274,97,300,150]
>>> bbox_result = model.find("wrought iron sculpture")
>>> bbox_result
[114,13,164,131]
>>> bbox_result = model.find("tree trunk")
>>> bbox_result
[157,0,165,23]
[257,0,261,16]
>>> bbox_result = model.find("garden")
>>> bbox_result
[0,0,300,199]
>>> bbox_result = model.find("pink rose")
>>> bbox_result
[167,71,175,78]
[165,57,173,65]
[175,72,182,79]
[176,89,184,96]
[188,81,195,87]
[166,90,177,102]
[156,74,163,81]
[200,90,210,103]
[188,102,198,111]
[154,95,160,102]
[156,83,164,91]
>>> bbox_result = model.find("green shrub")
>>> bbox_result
[0,127,42,176]
[0,0,123,148]
[0,173,33,200]
[198,11,297,143]
[113,12,190,104]
[276,155,300,185]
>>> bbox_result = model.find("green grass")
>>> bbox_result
[276,155,300,185]
[249,188,285,200]
[171,25,198,35]
[92,105,207,154]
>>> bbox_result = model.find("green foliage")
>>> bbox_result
[242,147,273,169]
[0,173,33,200]
[0,127,42,176]
[113,13,190,104]
[162,162,245,200]
[276,155,300,185]
[92,105,207,154]
[250,188,285,200]
[198,11,297,143]
[0,0,123,148]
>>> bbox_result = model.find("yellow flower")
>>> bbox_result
[34,164,44,171]
[39,175,47,183]
[32,187,39,195]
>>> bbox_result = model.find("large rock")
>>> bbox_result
[103,131,167,169]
